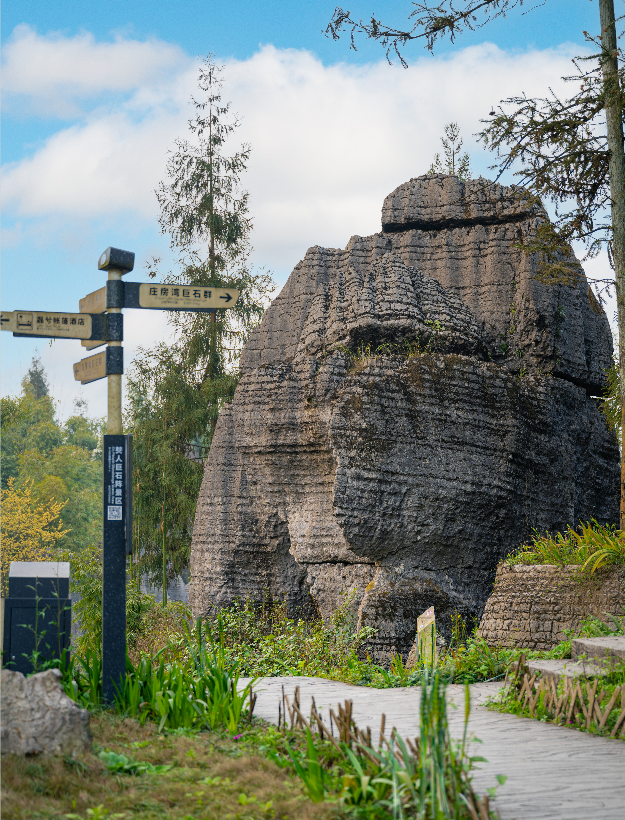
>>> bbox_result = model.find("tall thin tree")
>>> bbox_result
[127,56,275,585]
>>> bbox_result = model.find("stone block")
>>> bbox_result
[478,564,625,650]
[1,668,91,756]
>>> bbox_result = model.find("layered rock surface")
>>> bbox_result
[1,668,91,755]
[190,175,619,659]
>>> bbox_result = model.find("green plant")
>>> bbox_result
[101,617,256,734]
[505,519,625,571]
[281,673,503,818]
[202,592,376,681]
[97,750,172,776]
[494,654,625,738]
[2,710,333,820]
[284,728,327,803]
[128,55,275,585]
[66,806,127,820]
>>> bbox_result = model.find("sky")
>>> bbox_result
[1,0,611,420]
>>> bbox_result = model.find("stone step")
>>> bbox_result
[524,658,607,680]
[571,635,625,664]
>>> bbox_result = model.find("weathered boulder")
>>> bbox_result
[190,175,619,660]
[1,668,91,755]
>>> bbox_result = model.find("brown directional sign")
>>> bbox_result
[2,310,93,339]
[1,311,122,341]
[74,351,107,384]
[73,347,123,384]
[79,287,106,350]
[79,287,107,314]
[125,283,239,311]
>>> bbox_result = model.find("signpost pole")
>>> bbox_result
[96,246,134,702]
[102,433,129,702]
[107,266,123,435]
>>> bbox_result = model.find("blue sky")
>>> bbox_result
[1,0,608,416]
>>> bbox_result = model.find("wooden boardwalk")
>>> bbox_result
[242,676,625,820]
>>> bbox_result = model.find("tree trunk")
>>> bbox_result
[599,0,625,528]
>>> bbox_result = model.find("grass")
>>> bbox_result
[96,586,624,693]
[505,519,625,572]
[5,639,501,820]
[1,712,333,820]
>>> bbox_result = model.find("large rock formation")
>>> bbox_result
[190,175,619,660]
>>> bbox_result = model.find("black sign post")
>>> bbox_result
[102,433,132,702]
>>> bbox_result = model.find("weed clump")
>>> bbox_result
[505,519,625,573]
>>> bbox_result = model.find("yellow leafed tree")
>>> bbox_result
[1,477,70,594]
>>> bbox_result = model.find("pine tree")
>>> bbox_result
[24,354,49,400]
[428,123,471,178]
[127,56,275,593]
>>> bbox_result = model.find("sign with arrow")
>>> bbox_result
[73,347,123,384]
[1,311,122,342]
[124,283,238,311]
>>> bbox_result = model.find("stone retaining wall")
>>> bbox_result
[477,564,625,650]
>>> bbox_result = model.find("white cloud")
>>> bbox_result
[2,25,191,117]
[3,38,584,267]
[3,32,602,414]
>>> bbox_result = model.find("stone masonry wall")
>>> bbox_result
[477,564,625,650]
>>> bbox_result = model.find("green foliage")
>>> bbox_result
[19,442,102,553]
[60,543,159,658]
[575,612,624,639]
[274,673,500,817]
[493,647,625,737]
[599,355,621,448]
[328,0,621,284]
[127,56,275,586]
[505,519,625,572]
[284,728,327,803]
[61,616,256,738]
[428,122,471,179]
[203,594,376,680]
[25,354,49,400]
[479,25,624,264]
[126,352,221,582]
[327,1,527,62]
[1,358,104,554]
[97,750,172,776]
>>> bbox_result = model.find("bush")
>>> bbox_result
[61,543,187,660]
[203,593,377,680]
[505,519,625,572]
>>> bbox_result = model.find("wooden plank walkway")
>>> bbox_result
[242,676,625,820]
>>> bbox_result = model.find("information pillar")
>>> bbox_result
[102,434,132,702]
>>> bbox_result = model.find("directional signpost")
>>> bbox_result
[1,310,122,342]
[2,245,240,702]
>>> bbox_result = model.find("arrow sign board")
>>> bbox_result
[82,339,106,351]
[3,310,88,340]
[74,351,107,384]
[1,311,122,341]
[73,348,123,384]
[79,287,107,315]
[124,283,239,311]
